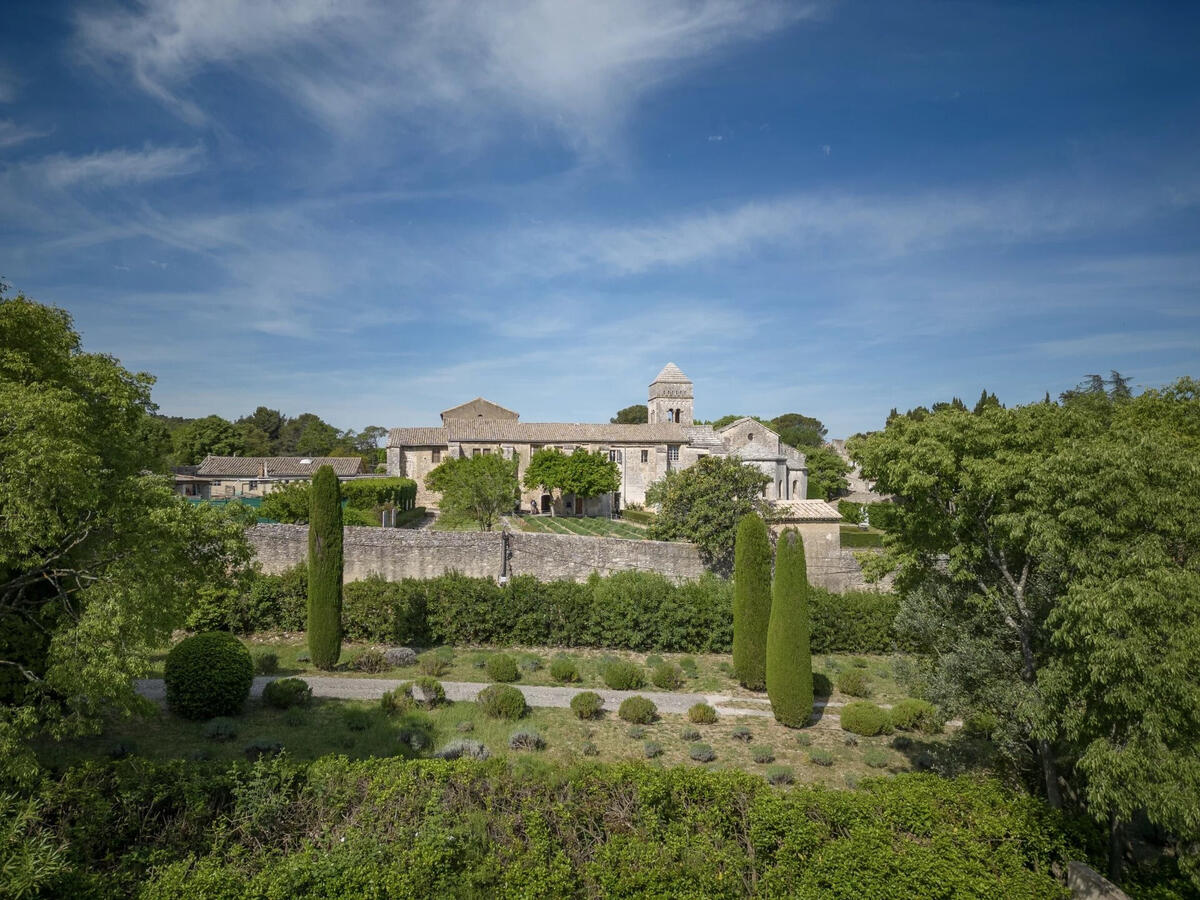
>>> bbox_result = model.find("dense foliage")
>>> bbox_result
[617,696,657,724]
[733,513,772,690]
[425,453,519,531]
[259,477,417,525]
[163,632,254,720]
[261,678,312,710]
[477,684,527,720]
[766,529,812,727]
[852,376,1200,884]
[0,293,252,786]
[306,466,343,669]
[837,500,898,531]
[840,701,894,736]
[646,455,771,574]
[803,445,852,500]
[522,448,620,511]
[7,758,1089,898]
[610,404,648,424]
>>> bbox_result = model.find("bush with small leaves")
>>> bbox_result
[844,735,859,747]
[456,720,475,733]
[644,741,663,759]
[384,647,417,668]
[852,657,869,668]
[618,696,657,724]
[283,707,308,727]
[353,648,389,674]
[651,662,684,691]
[164,632,254,720]
[751,745,775,764]
[627,725,646,740]
[486,653,520,683]
[203,717,238,742]
[645,654,664,668]
[766,765,795,785]
[343,708,372,732]
[380,686,415,715]
[549,657,580,683]
[962,711,998,739]
[844,773,859,788]
[518,654,543,673]
[731,726,753,742]
[863,747,891,769]
[570,691,604,720]
[891,735,913,751]
[581,741,599,757]
[796,733,812,747]
[243,738,283,761]
[840,701,893,737]
[602,660,645,690]
[678,657,698,676]
[509,729,545,751]
[253,652,279,675]
[435,739,490,761]
[809,748,834,766]
[688,703,718,724]
[915,751,936,771]
[889,698,941,733]
[836,669,872,698]
[478,684,527,720]
[419,654,450,678]
[261,678,312,710]
[411,677,446,707]
[689,743,716,762]
[681,727,701,741]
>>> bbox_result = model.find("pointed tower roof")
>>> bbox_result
[650,362,691,384]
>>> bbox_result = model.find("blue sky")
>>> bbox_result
[2,0,1197,437]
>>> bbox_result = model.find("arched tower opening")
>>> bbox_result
[648,363,694,426]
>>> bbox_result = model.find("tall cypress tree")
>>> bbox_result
[766,528,813,726]
[732,512,772,690]
[307,465,343,669]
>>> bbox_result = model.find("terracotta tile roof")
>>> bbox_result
[195,456,366,477]
[389,420,697,446]
[771,499,843,522]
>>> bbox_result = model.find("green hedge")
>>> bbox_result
[621,508,655,526]
[199,570,904,655]
[25,758,1086,898]
[340,477,418,512]
[840,527,883,549]
[837,500,898,531]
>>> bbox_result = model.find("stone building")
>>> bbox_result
[176,455,366,500]
[387,363,809,514]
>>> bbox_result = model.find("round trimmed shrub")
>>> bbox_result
[618,696,657,724]
[509,729,545,751]
[840,701,893,737]
[602,660,645,690]
[651,662,684,691]
[203,717,238,742]
[844,735,859,747]
[570,691,604,720]
[731,726,753,742]
[253,651,279,675]
[353,648,388,673]
[809,748,834,766]
[643,741,663,759]
[688,703,718,724]
[890,698,941,733]
[164,632,253,720]
[836,669,872,698]
[412,676,446,706]
[678,656,698,676]
[486,653,520,683]
[863,747,891,768]
[681,727,701,742]
[478,684,527,720]
[262,677,312,710]
[384,647,417,668]
[549,657,580,683]
[627,725,646,740]
[380,686,414,715]
[796,733,813,747]
[751,745,774,764]
[766,765,794,785]
[689,743,716,762]
[436,739,490,761]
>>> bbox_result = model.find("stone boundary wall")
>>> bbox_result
[247,524,707,584]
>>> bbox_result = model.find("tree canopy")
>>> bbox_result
[523,448,619,511]
[646,456,770,575]
[802,445,851,500]
[610,404,648,424]
[0,292,253,785]
[426,454,519,531]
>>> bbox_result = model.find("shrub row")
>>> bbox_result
[20,757,1087,898]
[837,500,898,531]
[191,569,905,654]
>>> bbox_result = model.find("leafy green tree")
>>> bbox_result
[307,466,343,670]
[172,415,247,465]
[610,404,648,424]
[0,292,252,785]
[425,454,519,532]
[972,390,1001,414]
[258,481,312,523]
[523,448,566,515]
[733,512,772,691]
[237,406,286,447]
[766,529,812,726]
[770,413,826,449]
[277,412,338,455]
[558,449,620,509]
[803,445,851,500]
[236,421,273,456]
[646,456,770,574]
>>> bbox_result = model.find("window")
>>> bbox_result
[248,480,258,491]
[668,445,680,462]
[482,448,492,455]
[609,449,621,463]
[472,448,481,457]
[431,449,441,463]
[667,409,674,422]
[748,432,754,442]
[640,449,649,463]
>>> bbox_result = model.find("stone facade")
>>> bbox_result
[247,524,706,584]
[387,363,809,511]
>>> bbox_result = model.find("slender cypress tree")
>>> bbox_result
[307,465,343,669]
[766,528,813,726]
[732,512,772,690]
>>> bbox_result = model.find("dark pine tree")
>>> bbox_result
[766,529,813,727]
[733,512,772,691]
[307,465,343,669]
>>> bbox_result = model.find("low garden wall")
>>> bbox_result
[248,525,707,584]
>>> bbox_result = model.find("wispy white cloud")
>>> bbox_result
[0,119,49,149]
[75,0,809,154]
[24,144,204,188]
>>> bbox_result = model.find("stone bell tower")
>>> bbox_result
[648,362,694,425]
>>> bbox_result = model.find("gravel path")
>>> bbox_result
[134,677,879,719]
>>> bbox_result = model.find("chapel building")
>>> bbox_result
[387,364,809,515]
